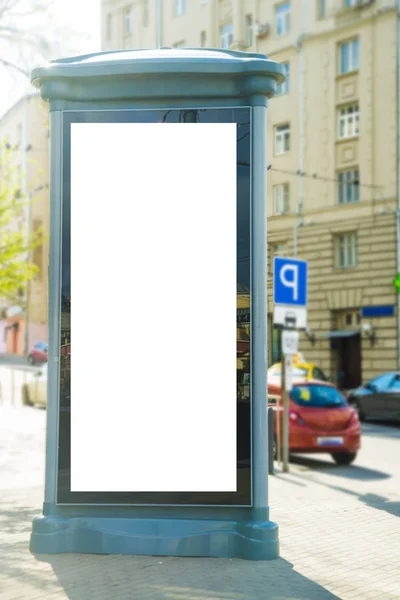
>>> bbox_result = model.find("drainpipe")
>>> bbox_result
[293,216,303,258]
[294,4,306,257]
[253,0,259,52]
[397,0,400,368]
[156,0,162,48]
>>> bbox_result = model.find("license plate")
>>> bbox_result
[317,437,344,446]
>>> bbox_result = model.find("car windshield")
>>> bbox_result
[312,367,328,381]
[291,385,347,408]
[367,373,396,390]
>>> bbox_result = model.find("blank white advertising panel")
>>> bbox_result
[70,122,237,493]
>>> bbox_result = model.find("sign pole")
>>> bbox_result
[277,359,283,467]
[273,256,307,474]
[280,331,297,473]
[282,353,290,473]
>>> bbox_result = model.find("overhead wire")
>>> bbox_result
[237,160,381,191]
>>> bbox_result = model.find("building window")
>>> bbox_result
[339,39,359,74]
[276,62,290,95]
[122,5,132,35]
[16,123,23,149]
[273,242,286,257]
[273,183,289,214]
[106,13,112,40]
[338,168,360,204]
[274,123,290,155]
[318,0,326,18]
[336,232,358,268]
[200,30,206,47]
[220,23,233,49]
[143,0,149,27]
[15,164,22,198]
[338,104,359,139]
[276,2,290,36]
[175,0,186,16]
[246,14,253,46]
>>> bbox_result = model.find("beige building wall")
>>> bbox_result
[101,0,400,384]
[0,93,50,354]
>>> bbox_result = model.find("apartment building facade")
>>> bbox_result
[0,93,50,355]
[101,0,400,387]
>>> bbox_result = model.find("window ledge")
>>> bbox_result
[334,265,358,271]
[336,6,358,17]
[336,135,359,144]
[336,70,359,81]
[269,213,291,221]
[336,200,361,208]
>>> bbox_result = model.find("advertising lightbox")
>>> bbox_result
[57,107,252,506]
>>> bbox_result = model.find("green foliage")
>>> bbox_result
[0,141,44,304]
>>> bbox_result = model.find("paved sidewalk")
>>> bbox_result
[1,406,399,600]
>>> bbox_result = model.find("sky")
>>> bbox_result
[0,0,101,117]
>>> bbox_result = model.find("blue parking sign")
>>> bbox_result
[273,257,308,307]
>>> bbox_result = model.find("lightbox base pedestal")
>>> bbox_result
[30,514,279,561]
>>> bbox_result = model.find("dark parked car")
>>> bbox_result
[348,372,400,422]
[27,341,48,365]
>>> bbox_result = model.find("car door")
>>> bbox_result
[360,374,393,419]
[384,373,400,421]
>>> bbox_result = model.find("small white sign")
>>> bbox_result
[284,355,293,391]
[281,330,299,356]
[273,305,307,330]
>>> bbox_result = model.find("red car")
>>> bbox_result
[27,341,48,365]
[268,378,361,465]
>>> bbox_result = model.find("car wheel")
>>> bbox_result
[348,398,365,422]
[332,452,357,466]
[22,385,32,406]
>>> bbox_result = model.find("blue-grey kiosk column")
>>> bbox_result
[43,110,62,508]
[30,48,285,561]
[252,102,269,521]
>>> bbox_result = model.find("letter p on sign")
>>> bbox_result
[279,265,298,301]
